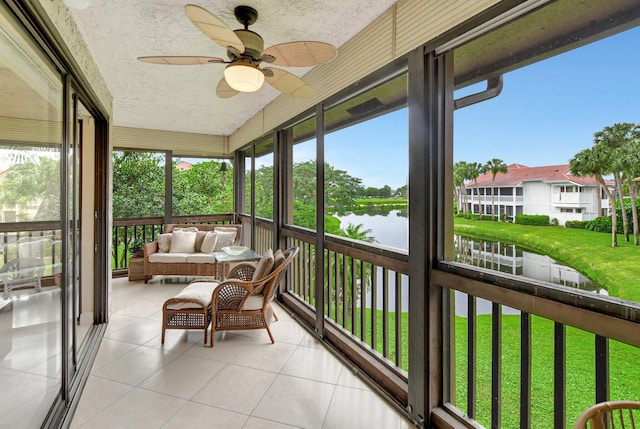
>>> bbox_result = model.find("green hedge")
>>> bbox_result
[585,216,623,233]
[565,220,589,229]
[514,214,550,226]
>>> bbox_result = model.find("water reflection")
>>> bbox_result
[336,210,604,315]
[454,235,597,292]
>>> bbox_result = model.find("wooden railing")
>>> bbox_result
[276,223,410,404]
[111,214,236,272]
[432,262,640,429]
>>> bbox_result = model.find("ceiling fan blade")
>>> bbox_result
[185,4,244,53]
[216,77,239,98]
[137,56,224,65]
[262,41,337,67]
[264,68,313,98]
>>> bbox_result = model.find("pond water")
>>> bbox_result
[336,209,604,314]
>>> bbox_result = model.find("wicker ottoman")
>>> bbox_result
[161,280,218,344]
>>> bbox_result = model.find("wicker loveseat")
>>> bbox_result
[142,224,242,282]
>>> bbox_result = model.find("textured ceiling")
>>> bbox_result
[68,0,398,136]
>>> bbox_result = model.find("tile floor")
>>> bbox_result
[70,277,412,429]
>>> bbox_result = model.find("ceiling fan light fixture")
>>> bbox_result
[224,63,264,92]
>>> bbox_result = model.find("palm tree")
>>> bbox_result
[618,139,640,245]
[485,158,508,221]
[453,161,469,217]
[570,145,618,247]
[467,162,487,216]
[594,123,640,242]
[342,223,376,243]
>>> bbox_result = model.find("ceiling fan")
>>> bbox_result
[138,4,338,98]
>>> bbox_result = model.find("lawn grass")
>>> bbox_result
[330,307,639,429]
[355,197,408,206]
[454,217,640,301]
[454,313,640,429]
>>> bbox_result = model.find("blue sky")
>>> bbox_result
[454,25,640,169]
[295,25,640,190]
[259,26,640,190]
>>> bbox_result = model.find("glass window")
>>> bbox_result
[254,137,274,220]
[323,72,408,250]
[0,7,64,427]
[242,149,252,216]
[112,150,165,218]
[449,17,640,428]
[172,157,233,216]
[289,116,317,229]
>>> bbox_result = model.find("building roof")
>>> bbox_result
[467,163,603,187]
[175,162,192,171]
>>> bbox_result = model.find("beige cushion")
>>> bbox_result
[169,231,197,253]
[214,226,237,234]
[185,253,216,264]
[157,233,172,253]
[173,226,199,232]
[251,249,274,295]
[273,249,286,271]
[200,231,218,253]
[166,281,218,310]
[213,231,237,251]
[243,294,264,310]
[194,231,207,252]
[149,253,189,263]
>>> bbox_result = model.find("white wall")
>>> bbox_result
[522,182,550,217]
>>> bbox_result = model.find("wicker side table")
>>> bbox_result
[128,257,146,281]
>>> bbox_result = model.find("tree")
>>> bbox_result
[617,138,640,245]
[379,185,392,199]
[340,223,376,243]
[0,156,60,221]
[570,145,618,247]
[112,151,164,218]
[173,160,233,216]
[453,161,469,217]
[324,162,364,213]
[395,183,408,199]
[252,165,274,219]
[466,162,487,215]
[594,123,640,242]
[485,158,508,220]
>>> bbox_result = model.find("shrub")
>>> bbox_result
[615,197,640,220]
[565,220,589,229]
[551,218,559,226]
[515,214,550,226]
[128,237,145,254]
[500,213,508,222]
[585,216,624,233]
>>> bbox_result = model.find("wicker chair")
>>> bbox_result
[210,246,298,347]
[574,401,640,429]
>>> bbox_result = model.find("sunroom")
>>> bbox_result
[1,0,639,428]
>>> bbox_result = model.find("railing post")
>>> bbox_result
[315,103,325,338]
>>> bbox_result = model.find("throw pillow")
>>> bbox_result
[252,248,274,281]
[273,249,286,271]
[173,226,199,232]
[194,231,207,252]
[169,231,197,253]
[251,249,274,295]
[213,231,237,251]
[214,226,237,240]
[214,226,237,233]
[157,233,172,253]
[200,231,218,253]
